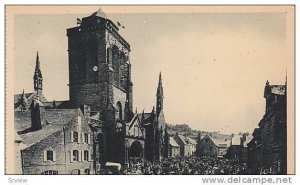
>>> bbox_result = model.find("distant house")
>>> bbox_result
[196,135,218,157]
[212,138,231,157]
[225,134,242,160]
[173,133,189,156]
[185,137,197,155]
[169,137,180,157]
[225,133,252,164]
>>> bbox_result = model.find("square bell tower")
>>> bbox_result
[67,10,133,119]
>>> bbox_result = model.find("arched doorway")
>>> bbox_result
[129,140,143,158]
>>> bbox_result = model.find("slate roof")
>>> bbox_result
[186,137,197,145]
[14,109,78,147]
[19,124,62,147]
[14,92,47,105]
[43,100,71,109]
[169,137,180,147]
[211,137,231,147]
[270,85,286,95]
[177,134,187,145]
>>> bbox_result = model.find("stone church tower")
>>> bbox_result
[67,10,134,164]
[67,9,133,115]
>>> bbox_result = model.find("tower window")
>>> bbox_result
[116,102,122,120]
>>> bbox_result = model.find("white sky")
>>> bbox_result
[14,10,288,134]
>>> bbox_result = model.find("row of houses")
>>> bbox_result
[168,133,197,157]
[167,131,252,162]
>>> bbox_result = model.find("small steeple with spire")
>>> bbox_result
[19,89,29,110]
[156,72,164,115]
[33,51,43,94]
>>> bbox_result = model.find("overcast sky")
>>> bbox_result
[13,7,288,134]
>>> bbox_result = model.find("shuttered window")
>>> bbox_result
[43,150,56,162]
[83,150,89,161]
[84,133,89,143]
[72,150,79,162]
[73,131,78,143]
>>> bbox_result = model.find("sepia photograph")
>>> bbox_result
[5,5,295,175]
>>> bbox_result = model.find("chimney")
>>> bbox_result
[30,99,45,131]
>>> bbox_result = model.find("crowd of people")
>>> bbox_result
[120,156,248,175]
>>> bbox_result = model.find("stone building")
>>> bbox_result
[247,128,261,174]
[142,73,169,162]
[185,137,197,155]
[169,137,180,157]
[196,135,218,157]
[248,81,287,174]
[225,133,251,164]
[173,133,189,156]
[15,102,94,175]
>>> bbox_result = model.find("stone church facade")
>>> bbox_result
[247,81,287,174]
[14,10,170,174]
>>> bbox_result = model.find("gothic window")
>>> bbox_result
[119,52,127,89]
[116,101,122,120]
[106,48,111,64]
[112,46,120,87]
[86,40,98,68]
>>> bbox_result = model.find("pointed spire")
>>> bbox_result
[21,89,27,102]
[157,71,163,95]
[33,51,43,93]
[156,72,164,115]
[35,51,40,71]
[20,89,29,110]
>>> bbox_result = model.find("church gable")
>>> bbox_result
[126,114,144,138]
